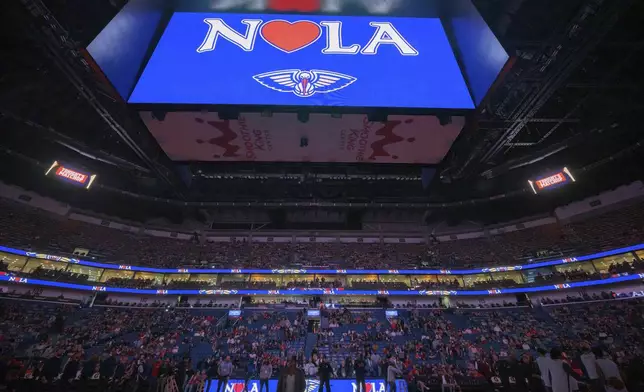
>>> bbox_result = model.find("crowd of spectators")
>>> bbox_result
[10,257,644,293]
[1,198,644,271]
[29,266,90,284]
[1,290,643,392]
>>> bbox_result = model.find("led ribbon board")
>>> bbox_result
[2,274,642,296]
[129,13,474,109]
[528,167,575,194]
[45,161,97,190]
[207,379,408,392]
[3,243,643,275]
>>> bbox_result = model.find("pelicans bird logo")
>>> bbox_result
[253,69,357,97]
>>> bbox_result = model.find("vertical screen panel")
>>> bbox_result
[86,0,166,99]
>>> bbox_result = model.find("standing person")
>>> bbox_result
[345,357,354,379]
[593,349,628,392]
[580,345,602,392]
[318,355,334,392]
[43,350,62,382]
[536,348,553,392]
[354,355,367,392]
[259,359,273,392]
[515,353,537,392]
[216,356,233,392]
[387,358,402,392]
[206,357,218,392]
[548,348,584,392]
[276,357,306,392]
[381,357,390,385]
[245,359,257,392]
[371,352,381,378]
[304,359,317,377]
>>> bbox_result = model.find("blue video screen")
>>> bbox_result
[129,12,474,109]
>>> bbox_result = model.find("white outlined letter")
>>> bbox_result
[320,21,360,54]
[197,18,263,53]
[361,22,418,56]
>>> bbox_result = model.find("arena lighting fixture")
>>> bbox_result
[45,160,59,175]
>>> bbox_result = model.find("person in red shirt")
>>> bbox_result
[151,360,162,378]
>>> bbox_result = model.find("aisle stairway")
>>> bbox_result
[305,332,318,358]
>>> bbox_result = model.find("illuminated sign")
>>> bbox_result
[56,167,88,183]
[630,291,644,298]
[207,379,407,392]
[129,13,473,109]
[528,167,575,194]
[536,173,566,189]
[385,310,398,318]
[228,309,242,317]
[307,309,321,317]
[45,161,97,189]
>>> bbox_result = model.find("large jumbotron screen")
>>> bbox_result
[129,13,474,109]
[86,0,509,164]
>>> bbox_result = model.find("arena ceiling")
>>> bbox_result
[1,0,643,225]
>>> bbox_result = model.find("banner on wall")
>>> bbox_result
[139,112,464,164]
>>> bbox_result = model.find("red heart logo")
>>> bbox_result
[260,20,322,53]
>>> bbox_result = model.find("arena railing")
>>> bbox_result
[1,243,643,275]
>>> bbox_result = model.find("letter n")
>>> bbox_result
[197,19,262,52]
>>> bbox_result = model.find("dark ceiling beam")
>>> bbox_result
[565,82,643,90]
[506,40,644,49]
[479,0,631,165]
[18,0,186,197]
[479,118,580,124]
[534,41,644,147]
[0,108,151,173]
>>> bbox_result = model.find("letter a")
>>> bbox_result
[361,22,418,55]
[320,22,360,54]
[197,18,262,53]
